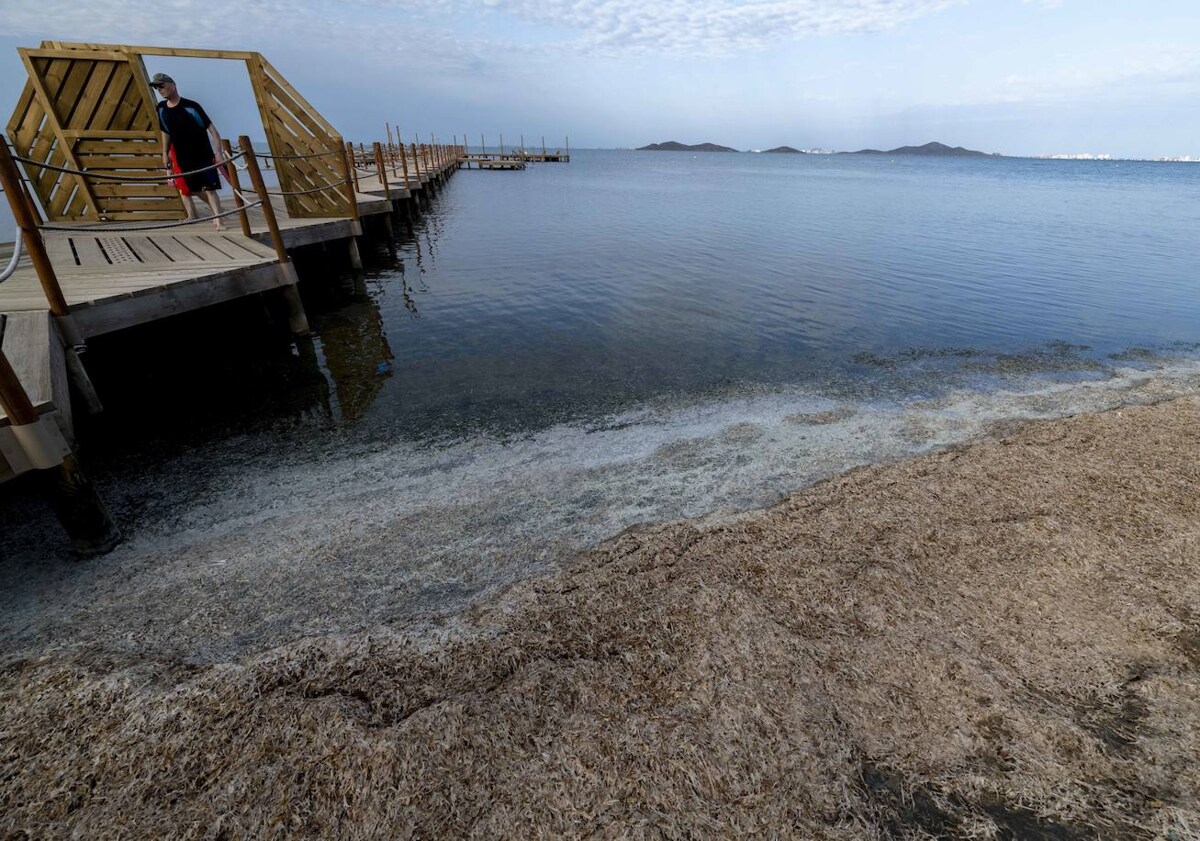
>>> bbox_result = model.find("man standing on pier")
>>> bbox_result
[152,73,226,229]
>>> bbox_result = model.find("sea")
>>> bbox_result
[4,149,1200,643]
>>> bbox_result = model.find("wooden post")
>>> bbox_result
[542,135,547,155]
[338,138,363,270]
[221,139,252,238]
[338,138,360,224]
[480,133,485,156]
[0,141,69,317]
[345,140,361,193]
[239,135,310,336]
[398,135,412,189]
[0,330,120,556]
[373,142,392,202]
[239,136,288,265]
[500,133,505,155]
[0,136,102,414]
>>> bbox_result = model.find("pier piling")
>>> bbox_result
[238,135,311,336]
[0,317,119,556]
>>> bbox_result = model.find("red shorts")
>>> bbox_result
[169,147,191,197]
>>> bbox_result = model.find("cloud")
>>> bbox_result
[337,0,963,56]
[1,0,513,77]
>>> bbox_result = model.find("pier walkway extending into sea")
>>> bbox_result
[0,40,527,553]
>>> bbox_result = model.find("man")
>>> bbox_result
[151,73,226,229]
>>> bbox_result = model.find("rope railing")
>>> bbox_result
[0,231,23,284]
[37,198,263,233]
[12,150,245,183]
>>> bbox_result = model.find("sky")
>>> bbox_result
[2,0,1200,157]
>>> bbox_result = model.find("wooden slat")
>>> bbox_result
[262,74,330,142]
[92,198,184,211]
[180,236,237,261]
[237,53,348,219]
[125,54,160,133]
[21,48,135,62]
[19,51,101,220]
[43,234,79,266]
[91,183,178,198]
[75,139,159,154]
[94,211,193,221]
[33,139,64,196]
[265,103,344,216]
[93,69,136,132]
[57,60,97,126]
[60,60,99,126]
[68,236,110,267]
[74,61,117,131]
[45,43,259,61]
[150,236,205,262]
[5,82,38,141]
[121,235,172,264]
[259,56,337,136]
[0,311,57,425]
[78,153,162,168]
[62,129,155,139]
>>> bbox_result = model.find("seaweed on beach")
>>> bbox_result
[3,399,1200,839]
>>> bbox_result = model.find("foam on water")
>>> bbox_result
[4,354,1199,660]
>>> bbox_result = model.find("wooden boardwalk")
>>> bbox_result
[0,39,484,550]
[0,191,391,337]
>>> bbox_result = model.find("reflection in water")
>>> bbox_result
[318,295,394,422]
[311,209,442,422]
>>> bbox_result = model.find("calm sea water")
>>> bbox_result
[5,150,1200,625]
[75,150,1200,450]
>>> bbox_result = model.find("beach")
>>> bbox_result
[3,395,1197,839]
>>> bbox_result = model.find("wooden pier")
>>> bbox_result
[0,40,464,551]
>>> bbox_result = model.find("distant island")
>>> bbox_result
[844,141,996,158]
[634,140,1002,156]
[638,141,739,152]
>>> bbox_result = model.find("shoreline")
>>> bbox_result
[3,356,1200,661]
[3,395,1199,837]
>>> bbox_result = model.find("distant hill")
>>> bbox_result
[638,141,740,152]
[763,146,803,154]
[846,141,995,157]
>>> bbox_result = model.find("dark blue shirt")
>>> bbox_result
[157,97,213,167]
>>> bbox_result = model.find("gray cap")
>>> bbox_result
[149,72,174,86]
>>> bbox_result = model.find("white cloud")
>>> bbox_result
[389,0,966,55]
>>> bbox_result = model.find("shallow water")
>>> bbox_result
[3,151,1200,654]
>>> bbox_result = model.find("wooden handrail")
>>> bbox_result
[238,135,289,266]
[373,142,391,201]
[0,140,70,317]
[221,139,252,238]
[338,137,359,222]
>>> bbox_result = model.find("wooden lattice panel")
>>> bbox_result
[251,55,350,219]
[7,48,185,222]
[8,42,352,224]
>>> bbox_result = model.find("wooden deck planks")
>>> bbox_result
[0,190,388,336]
